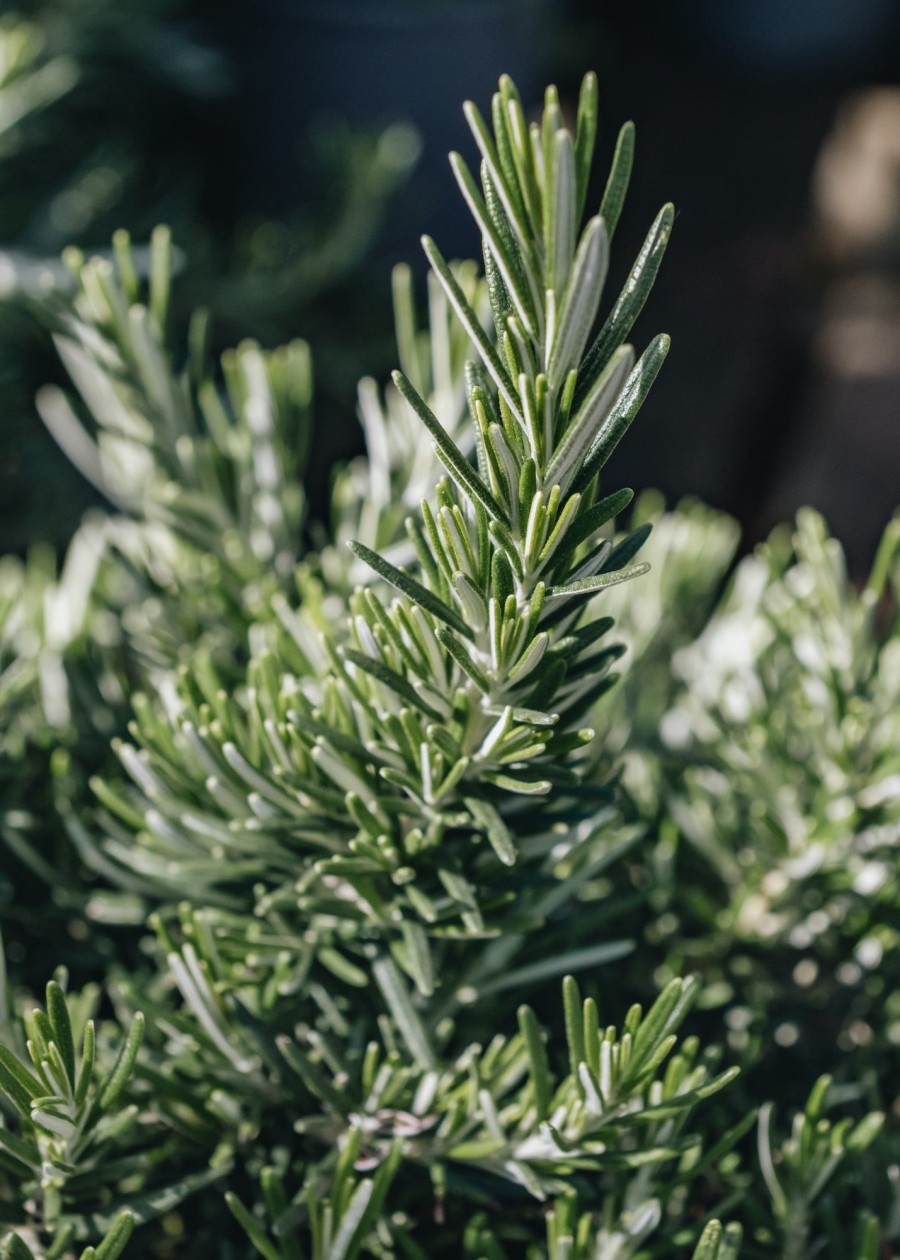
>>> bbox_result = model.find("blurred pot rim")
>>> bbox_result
[259,0,553,30]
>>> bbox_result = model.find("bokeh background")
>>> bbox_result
[2,0,899,573]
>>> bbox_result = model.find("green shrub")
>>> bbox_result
[1,71,896,1259]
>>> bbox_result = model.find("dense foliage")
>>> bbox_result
[1,70,897,1259]
[0,4,417,554]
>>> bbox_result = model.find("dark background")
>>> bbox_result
[2,0,899,574]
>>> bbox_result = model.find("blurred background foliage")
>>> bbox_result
[2,0,899,567]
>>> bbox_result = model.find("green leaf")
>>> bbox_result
[465,100,531,249]
[465,796,518,867]
[317,949,369,989]
[0,1124,37,1171]
[342,648,446,723]
[805,1074,831,1121]
[546,564,649,603]
[450,153,537,337]
[547,131,577,295]
[277,1036,347,1115]
[484,773,552,795]
[372,956,435,1070]
[692,1221,734,1260]
[400,921,434,998]
[518,1005,553,1121]
[627,979,691,1081]
[448,1136,507,1161]
[348,540,472,640]
[545,345,633,492]
[75,1020,95,1109]
[576,203,674,406]
[45,980,76,1090]
[391,262,424,394]
[148,223,172,336]
[601,522,652,573]
[393,371,510,527]
[636,1067,740,1120]
[854,1212,882,1260]
[846,1111,884,1153]
[80,1165,225,1234]
[94,1212,136,1260]
[0,1047,42,1114]
[547,216,609,390]
[227,1193,283,1260]
[599,121,635,242]
[2,1236,37,1260]
[563,975,586,1086]
[328,1179,375,1260]
[574,71,599,220]
[99,1012,144,1110]
[436,628,491,693]
[572,333,671,492]
[491,551,516,605]
[605,1143,693,1169]
[422,236,523,423]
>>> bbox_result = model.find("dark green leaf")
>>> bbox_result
[393,371,510,527]
[348,540,472,640]
[576,203,674,406]
[599,121,635,242]
[572,334,671,492]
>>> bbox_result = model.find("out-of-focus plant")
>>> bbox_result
[592,492,741,812]
[591,502,900,1253]
[755,1076,883,1260]
[640,511,900,1066]
[0,2,417,554]
[0,959,211,1257]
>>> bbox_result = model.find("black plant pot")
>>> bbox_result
[241,0,561,256]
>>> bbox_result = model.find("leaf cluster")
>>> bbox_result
[0,63,895,1260]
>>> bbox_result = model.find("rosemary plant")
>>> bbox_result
[0,68,894,1260]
